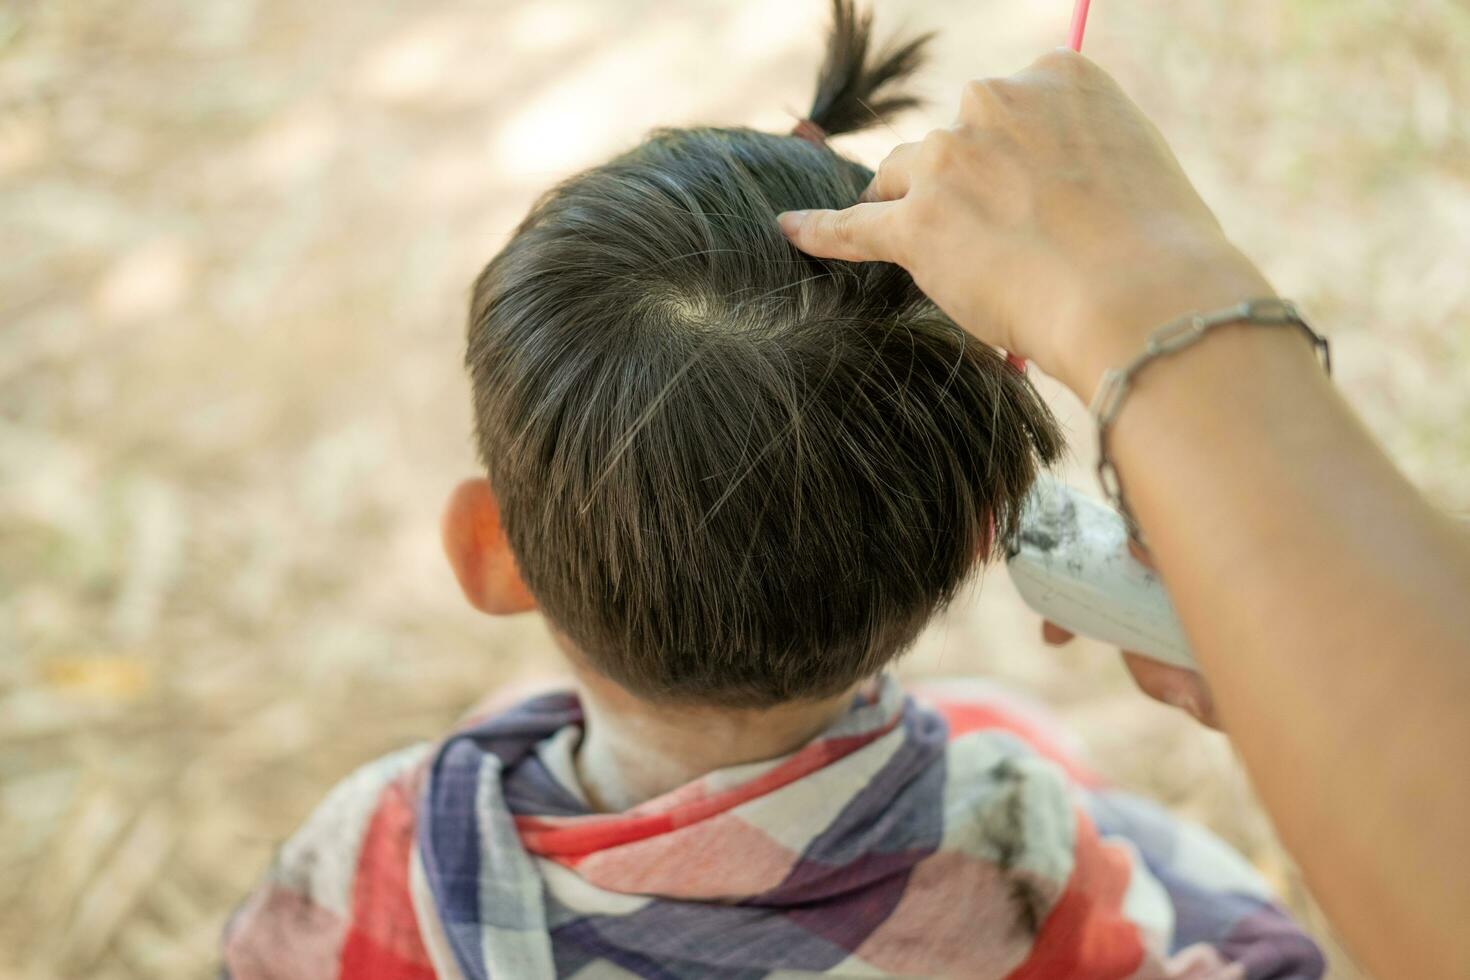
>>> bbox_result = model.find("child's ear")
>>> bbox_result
[441,478,537,615]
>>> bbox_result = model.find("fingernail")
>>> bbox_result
[777,211,807,235]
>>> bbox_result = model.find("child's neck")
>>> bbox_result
[570,668,857,812]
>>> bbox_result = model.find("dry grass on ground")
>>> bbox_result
[3,1,1468,977]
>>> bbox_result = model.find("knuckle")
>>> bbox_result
[872,159,895,192]
[959,78,1011,120]
[1036,49,1088,86]
[960,78,993,107]
[918,128,959,169]
[1038,49,1074,71]
[987,78,1022,107]
[1051,49,1086,75]
[829,211,856,246]
[789,216,820,249]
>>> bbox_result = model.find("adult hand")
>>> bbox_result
[1042,543,1219,729]
[783,49,1470,979]
[778,49,1270,399]
[1043,621,1219,728]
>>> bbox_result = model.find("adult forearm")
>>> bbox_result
[1099,314,1470,979]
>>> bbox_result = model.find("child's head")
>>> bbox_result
[445,0,1062,710]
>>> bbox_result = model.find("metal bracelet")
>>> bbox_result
[1089,298,1332,542]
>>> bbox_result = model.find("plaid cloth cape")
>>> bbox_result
[222,677,1324,978]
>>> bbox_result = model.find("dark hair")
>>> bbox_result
[466,0,1063,708]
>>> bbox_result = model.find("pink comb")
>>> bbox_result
[1006,1,1091,374]
[1068,0,1092,52]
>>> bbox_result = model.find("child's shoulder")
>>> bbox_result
[274,743,433,901]
[222,743,435,979]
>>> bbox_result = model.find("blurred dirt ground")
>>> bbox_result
[3,0,1468,977]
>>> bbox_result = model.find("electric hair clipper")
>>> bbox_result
[1006,476,1195,670]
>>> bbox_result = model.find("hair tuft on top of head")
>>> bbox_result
[806,0,933,137]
